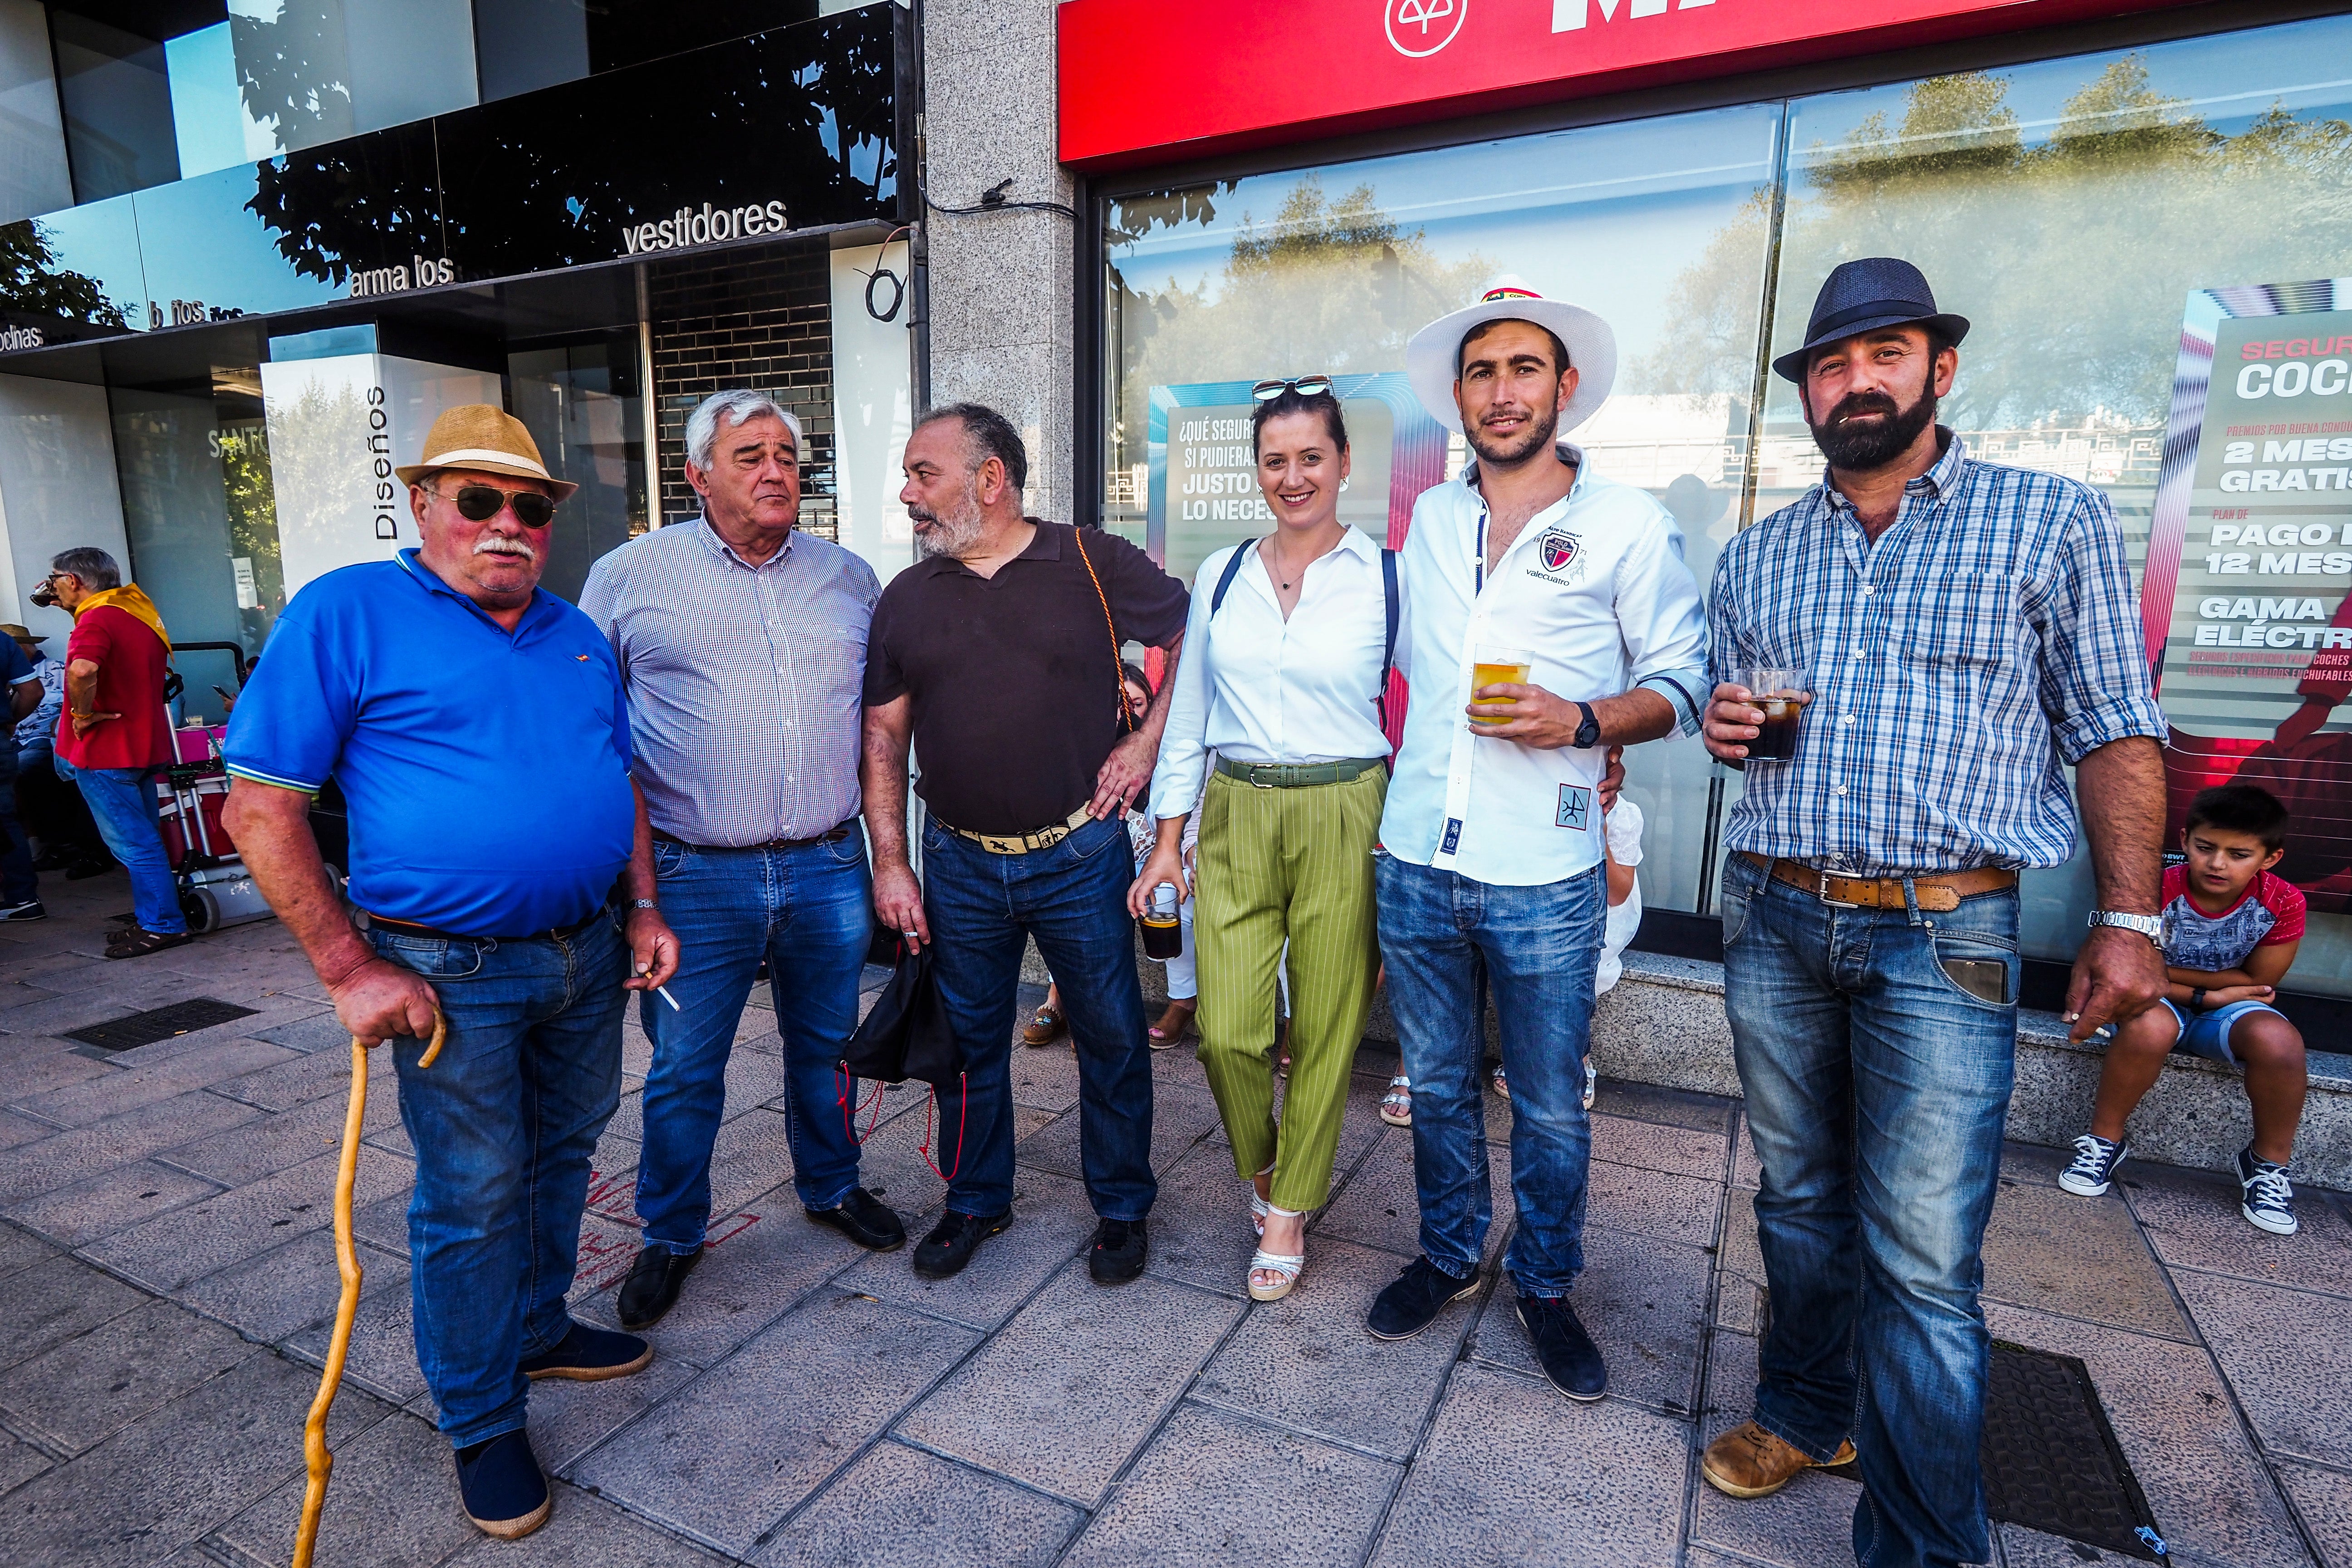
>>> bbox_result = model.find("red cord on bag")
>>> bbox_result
[919,1072,969,1183]
[835,1066,887,1147]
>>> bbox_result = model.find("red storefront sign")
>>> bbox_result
[1059,0,2203,172]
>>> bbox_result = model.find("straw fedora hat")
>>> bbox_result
[394,404,578,500]
[1405,275,1617,437]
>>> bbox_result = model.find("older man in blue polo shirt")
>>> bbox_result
[223,405,680,1544]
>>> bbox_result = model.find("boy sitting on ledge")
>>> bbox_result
[2058,782,2308,1235]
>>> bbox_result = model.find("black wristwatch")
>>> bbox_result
[1572,701,1602,749]
[2190,986,2208,1012]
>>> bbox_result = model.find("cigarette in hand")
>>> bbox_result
[636,964,681,1010]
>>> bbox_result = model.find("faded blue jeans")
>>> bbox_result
[1375,852,1603,1298]
[1718,851,2017,1568]
[635,831,872,1251]
[64,761,185,934]
[919,810,1156,1221]
[372,911,627,1449]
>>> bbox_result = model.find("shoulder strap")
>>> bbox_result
[1377,547,1400,731]
[1069,524,1134,734]
[1209,539,1256,618]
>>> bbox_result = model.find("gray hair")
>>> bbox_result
[685,390,804,471]
[50,546,121,589]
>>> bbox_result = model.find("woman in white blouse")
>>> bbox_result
[1128,377,1397,1301]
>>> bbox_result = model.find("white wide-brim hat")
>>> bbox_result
[1405,275,1617,437]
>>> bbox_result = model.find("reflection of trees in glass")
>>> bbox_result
[265,379,368,568]
[1112,179,1490,470]
[247,141,438,286]
[0,220,131,327]
[230,0,356,152]
[1643,59,2352,428]
[219,420,285,648]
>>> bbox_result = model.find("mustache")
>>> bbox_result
[907,505,938,525]
[1823,390,1902,425]
[473,536,538,563]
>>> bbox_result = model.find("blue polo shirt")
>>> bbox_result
[225,550,637,937]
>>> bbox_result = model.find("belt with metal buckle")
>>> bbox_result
[651,822,854,853]
[362,905,608,945]
[1213,756,1386,789]
[940,804,1096,856]
[1741,852,2017,914]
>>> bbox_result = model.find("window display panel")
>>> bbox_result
[1760,15,2352,991]
[1102,103,1782,914]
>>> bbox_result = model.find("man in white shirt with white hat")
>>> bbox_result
[1363,279,1709,1403]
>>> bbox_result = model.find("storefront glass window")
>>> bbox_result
[1764,13,2352,990]
[511,334,650,604]
[1103,102,1784,914]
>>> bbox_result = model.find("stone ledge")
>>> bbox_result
[1069,936,2350,1192]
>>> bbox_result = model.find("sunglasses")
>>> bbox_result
[436,482,557,529]
[1252,376,1334,401]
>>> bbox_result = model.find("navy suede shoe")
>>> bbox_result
[1517,1293,1608,1401]
[1366,1255,1480,1341]
[519,1322,652,1382]
[454,1430,550,1539]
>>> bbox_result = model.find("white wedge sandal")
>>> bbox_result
[1249,1202,1308,1302]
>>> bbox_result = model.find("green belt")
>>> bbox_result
[1214,756,1386,789]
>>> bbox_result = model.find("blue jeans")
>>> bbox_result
[636,832,872,1249]
[919,811,1155,1220]
[1375,853,1602,1297]
[69,763,185,934]
[1718,852,2018,1568]
[372,911,627,1449]
[0,742,31,905]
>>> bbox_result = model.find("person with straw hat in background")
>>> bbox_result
[1363,279,1708,1404]
[223,404,679,1541]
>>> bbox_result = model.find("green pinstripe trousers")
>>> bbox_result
[1193,766,1385,1212]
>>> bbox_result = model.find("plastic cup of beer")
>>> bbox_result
[1141,883,1184,959]
[1738,666,1808,761]
[1471,645,1534,730]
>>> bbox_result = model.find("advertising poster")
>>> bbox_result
[2142,279,2352,911]
[1146,371,1450,746]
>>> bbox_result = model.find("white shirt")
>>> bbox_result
[1380,446,1708,887]
[1150,526,1395,822]
[1597,798,1646,995]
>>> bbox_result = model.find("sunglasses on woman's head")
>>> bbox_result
[1252,376,1333,401]
[436,482,557,528]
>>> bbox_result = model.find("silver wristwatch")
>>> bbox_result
[630,898,659,911]
[2086,909,2163,944]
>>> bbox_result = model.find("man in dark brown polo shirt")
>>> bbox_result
[862,402,1187,1284]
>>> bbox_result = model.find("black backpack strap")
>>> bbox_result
[1209,539,1256,618]
[1377,547,1400,730]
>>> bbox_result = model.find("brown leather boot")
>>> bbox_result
[1700,1420,1857,1499]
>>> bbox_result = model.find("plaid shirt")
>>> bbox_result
[1707,432,2165,876]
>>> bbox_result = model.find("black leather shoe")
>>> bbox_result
[454,1430,550,1539]
[806,1186,906,1251]
[1517,1292,1608,1401]
[519,1322,652,1382]
[1366,1255,1480,1341]
[615,1244,702,1329]
[911,1210,1009,1279]
[1088,1217,1148,1284]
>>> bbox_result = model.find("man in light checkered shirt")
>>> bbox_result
[1695,259,2169,1568]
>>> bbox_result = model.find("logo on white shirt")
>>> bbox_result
[1556,785,1592,830]
[1539,528,1581,574]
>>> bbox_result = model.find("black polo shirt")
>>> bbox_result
[864,520,1188,835]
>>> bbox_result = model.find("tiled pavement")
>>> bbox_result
[0,870,2347,1567]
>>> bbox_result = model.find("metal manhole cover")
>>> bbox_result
[66,998,259,1052]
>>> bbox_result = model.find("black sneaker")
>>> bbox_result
[806,1186,906,1251]
[454,1429,551,1539]
[519,1321,652,1382]
[1088,1217,1148,1284]
[1366,1255,1480,1341]
[912,1209,1009,1279]
[0,899,44,922]
[1517,1293,1608,1401]
[615,1243,702,1329]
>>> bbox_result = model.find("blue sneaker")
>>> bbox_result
[2236,1146,2298,1236]
[454,1430,550,1539]
[2057,1132,2128,1196]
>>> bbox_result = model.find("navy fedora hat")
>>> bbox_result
[1771,257,1969,383]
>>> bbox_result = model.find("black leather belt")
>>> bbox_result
[652,822,855,853]
[363,905,608,945]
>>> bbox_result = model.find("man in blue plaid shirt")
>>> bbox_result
[1695,259,2169,1568]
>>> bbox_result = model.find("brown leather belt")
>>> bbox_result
[652,822,854,853]
[1740,853,2017,914]
[937,803,1097,856]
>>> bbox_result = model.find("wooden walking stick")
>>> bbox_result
[292,1011,445,1568]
